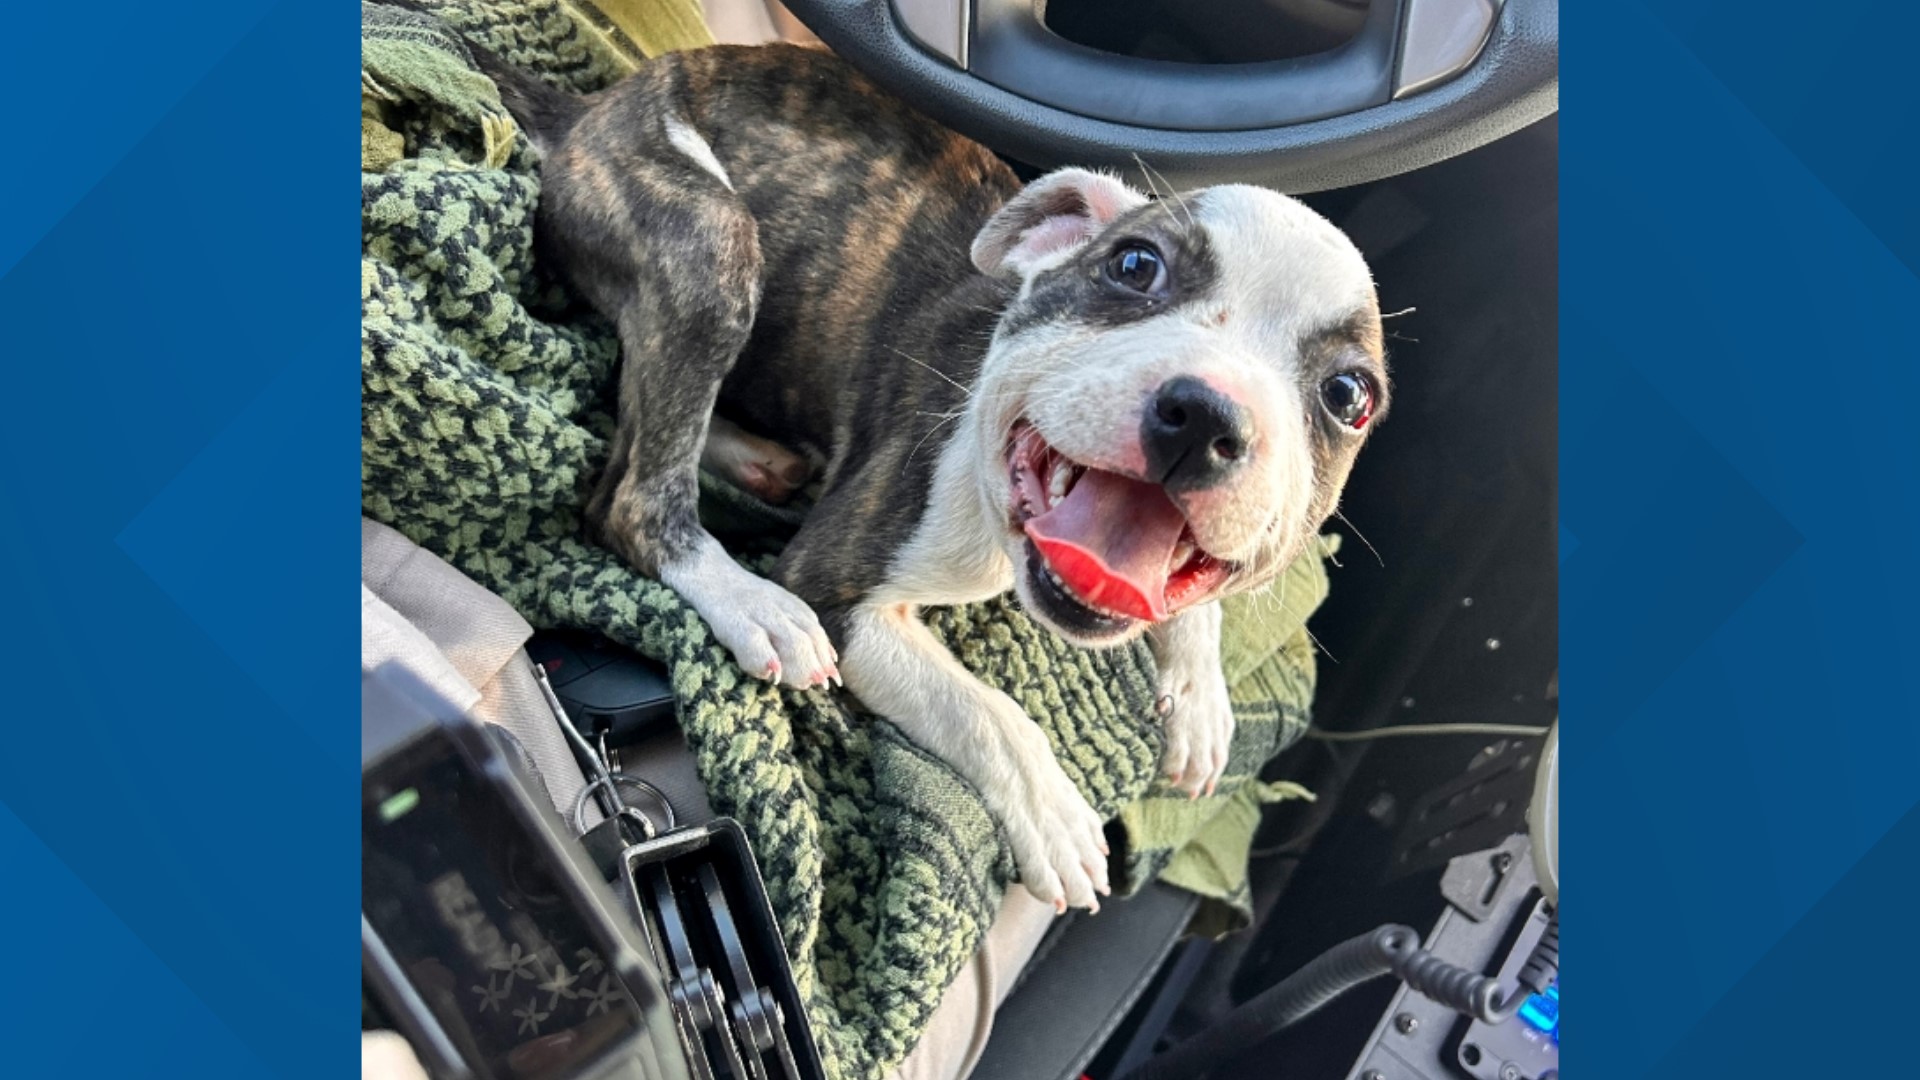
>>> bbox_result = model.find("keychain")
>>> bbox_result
[532,658,675,851]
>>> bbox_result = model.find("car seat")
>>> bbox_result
[363,515,1197,1080]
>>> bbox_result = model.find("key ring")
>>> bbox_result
[572,773,678,837]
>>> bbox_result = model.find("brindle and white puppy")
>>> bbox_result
[474,40,1388,913]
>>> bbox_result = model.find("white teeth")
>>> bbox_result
[1172,540,1196,569]
[1048,462,1071,504]
[1042,460,1083,507]
[1041,563,1125,619]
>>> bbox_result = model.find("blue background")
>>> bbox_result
[0,2,359,1075]
[0,1,1912,1076]
[1564,1,1920,1076]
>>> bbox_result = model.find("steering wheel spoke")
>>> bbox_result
[781,0,1556,191]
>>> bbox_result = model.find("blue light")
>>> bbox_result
[1519,981,1559,1035]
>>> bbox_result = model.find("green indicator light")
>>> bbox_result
[379,787,421,823]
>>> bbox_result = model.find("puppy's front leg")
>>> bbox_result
[841,602,1112,912]
[559,139,835,690]
[1151,602,1235,798]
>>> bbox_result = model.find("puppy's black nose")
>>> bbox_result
[1141,376,1253,493]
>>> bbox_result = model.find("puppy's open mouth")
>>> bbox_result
[1007,422,1232,628]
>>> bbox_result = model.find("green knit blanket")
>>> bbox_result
[360,3,1330,1075]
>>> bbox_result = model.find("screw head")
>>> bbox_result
[1393,1012,1418,1034]
[1500,1064,1522,1080]
[1363,1072,1386,1080]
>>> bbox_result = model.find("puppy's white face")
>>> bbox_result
[966,170,1388,646]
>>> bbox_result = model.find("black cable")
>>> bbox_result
[1116,912,1560,1080]
[1117,925,1410,1080]
[1305,722,1552,742]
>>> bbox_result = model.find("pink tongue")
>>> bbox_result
[1024,468,1185,622]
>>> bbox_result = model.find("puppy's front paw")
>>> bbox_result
[1002,751,1111,914]
[1159,666,1235,798]
[699,574,838,691]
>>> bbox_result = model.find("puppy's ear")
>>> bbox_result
[972,169,1148,282]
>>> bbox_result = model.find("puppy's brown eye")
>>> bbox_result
[1321,373,1374,430]
[1104,243,1166,294]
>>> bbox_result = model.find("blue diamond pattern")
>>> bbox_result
[2,2,1918,1076]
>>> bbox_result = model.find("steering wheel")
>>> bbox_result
[781,0,1556,191]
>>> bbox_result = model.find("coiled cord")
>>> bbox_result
[1391,909,1558,1023]
[1118,911,1559,1080]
